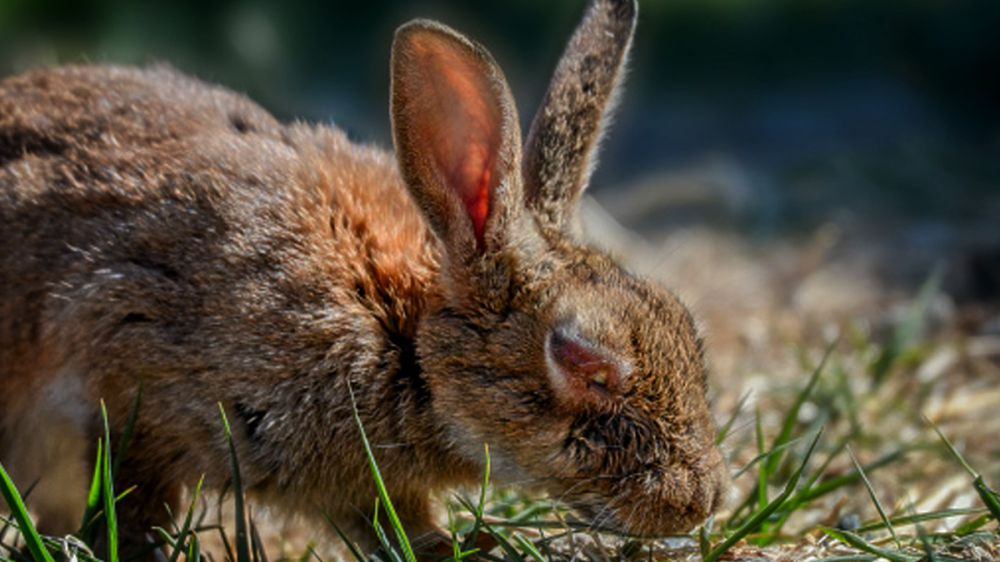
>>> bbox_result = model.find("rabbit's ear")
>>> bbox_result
[523,0,637,235]
[392,20,522,261]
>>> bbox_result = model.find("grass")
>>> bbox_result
[1,286,998,561]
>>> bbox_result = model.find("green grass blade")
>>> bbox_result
[216,525,236,562]
[953,513,993,535]
[820,528,920,562]
[512,533,544,562]
[100,401,119,562]
[168,475,204,562]
[847,446,899,548]
[218,404,252,562]
[78,439,104,543]
[454,496,523,561]
[305,545,325,562]
[854,507,987,534]
[346,384,416,562]
[924,416,976,476]
[456,549,482,561]
[111,386,142,479]
[732,435,808,480]
[113,486,135,505]
[764,341,834,477]
[723,343,832,532]
[972,476,1000,521]
[914,518,940,562]
[187,532,201,562]
[786,447,907,508]
[477,444,491,522]
[698,515,713,560]
[249,512,269,562]
[0,463,55,562]
[727,418,802,528]
[482,528,523,562]
[504,502,554,525]
[797,438,846,496]
[871,265,942,386]
[704,430,823,562]
[754,409,769,510]
[323,514,366,562]
[462,444,492,553]
[151,527,179,550]
[925,416,1000,520]
[371,499,404,562]
[447,506,463,560]
[482,518,609,532]
[762,437,846,541]
[0,514,11,547]
[716,391,751,445]
[0,482,36,544]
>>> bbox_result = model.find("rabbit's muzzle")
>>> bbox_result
[566,445,729,537]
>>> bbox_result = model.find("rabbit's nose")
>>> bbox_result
[608,453,731,537]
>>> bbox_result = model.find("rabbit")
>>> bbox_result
[0,0,728,556]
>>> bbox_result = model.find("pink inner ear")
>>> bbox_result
[453,148,492,245]
[406,33,502,248]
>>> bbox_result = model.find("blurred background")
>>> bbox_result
[2,0,998,365]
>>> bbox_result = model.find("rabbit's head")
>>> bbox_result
[392,0,727,536]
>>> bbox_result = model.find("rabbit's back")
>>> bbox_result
[0,65,438,433]
[0,64,288,153]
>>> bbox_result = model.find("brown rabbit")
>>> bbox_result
[0,0,727,555]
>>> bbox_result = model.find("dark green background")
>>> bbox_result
[2,0,998,235]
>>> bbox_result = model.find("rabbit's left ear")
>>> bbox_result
[523,0,638,235]
[391,20,523,262]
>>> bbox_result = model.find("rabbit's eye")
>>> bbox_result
[589,368,611,390]
[546,327,627,405]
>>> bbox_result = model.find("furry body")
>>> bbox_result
[0,65,458,542]
[0,0,727,555]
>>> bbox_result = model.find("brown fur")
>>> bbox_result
[0,0,726,556]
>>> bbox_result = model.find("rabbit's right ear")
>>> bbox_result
[391,20,523,264]
[523,0,638,235]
